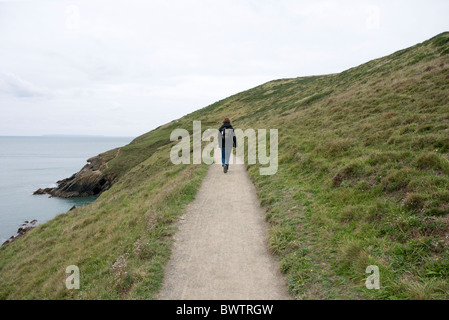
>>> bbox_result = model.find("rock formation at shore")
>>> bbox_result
[34,154,114,198]
[2,220,38,246]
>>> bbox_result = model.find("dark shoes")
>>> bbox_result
[223,164,228,173]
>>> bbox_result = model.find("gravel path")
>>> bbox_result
[158,149,291,300]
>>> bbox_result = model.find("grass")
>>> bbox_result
[1,32,448,300]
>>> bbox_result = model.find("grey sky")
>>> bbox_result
[0,0,448,137]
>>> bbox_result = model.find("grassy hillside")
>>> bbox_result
[1,32,448,299]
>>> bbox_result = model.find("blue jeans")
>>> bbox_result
[222,148,231,169]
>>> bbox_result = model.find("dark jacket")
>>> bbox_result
[218,123,237,149]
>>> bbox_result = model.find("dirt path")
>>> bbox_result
[158,148,291,300]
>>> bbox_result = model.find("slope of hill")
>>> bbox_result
[1,32,448,300]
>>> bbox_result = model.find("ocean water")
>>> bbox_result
[0,136,134,244]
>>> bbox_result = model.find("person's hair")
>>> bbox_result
[223,118,231,124]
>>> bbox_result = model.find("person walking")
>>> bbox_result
[218,118,237,174]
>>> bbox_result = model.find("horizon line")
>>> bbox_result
[0,134,136,138]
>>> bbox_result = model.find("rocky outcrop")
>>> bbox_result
[33,154,114,198]
[2,220,38,246]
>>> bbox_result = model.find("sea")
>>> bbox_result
[0,136,134,244]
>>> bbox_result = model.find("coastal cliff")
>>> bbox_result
[33,126,176,199]
[34,152,116,198]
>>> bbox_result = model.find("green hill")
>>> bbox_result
[1,32,448,300]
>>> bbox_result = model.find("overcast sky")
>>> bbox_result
[0,0,448,137]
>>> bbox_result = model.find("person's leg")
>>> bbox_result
[225,147,232,171]
[222,148,227,173]
[221,148,226,166]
